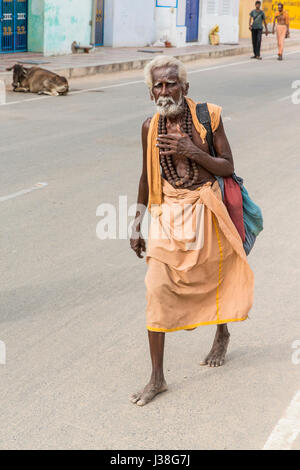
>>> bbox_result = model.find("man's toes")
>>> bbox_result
[130,392,141,404]
[135,384,167,406]
[136,398,147,406]
[136,392,153,406]
[211,357,225,367]
[208,358,218,367]
[201,353,213,365]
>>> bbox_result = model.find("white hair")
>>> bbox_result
[144,55,187,90]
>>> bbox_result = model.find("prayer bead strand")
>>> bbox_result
[158,99,199,189]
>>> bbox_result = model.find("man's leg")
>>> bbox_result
[251,30,257,57]
[201,324,230,367]
[253,29,259,57]
[130,331,167,406]
[277,25,286,59]
[256,29,263,58]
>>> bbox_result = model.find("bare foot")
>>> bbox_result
[201,330,230,367]
[130,379,168,406]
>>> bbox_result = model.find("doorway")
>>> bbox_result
[185,0,200,43]
[94,0,104,46]
[0,0,28,53]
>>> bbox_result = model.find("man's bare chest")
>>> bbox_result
[162,121,212,184]
[166,120,210,150]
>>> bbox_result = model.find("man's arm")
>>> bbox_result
[130,118,151,258]
[249,12,253,30]
[264,19,269,34]
[136,118,150,221]
[263,13,269,35]
[157,117,234,177]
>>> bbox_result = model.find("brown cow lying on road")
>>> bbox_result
[6,64,69,96]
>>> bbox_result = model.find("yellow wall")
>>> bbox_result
[263,0,300,29]
[239,0,257,38]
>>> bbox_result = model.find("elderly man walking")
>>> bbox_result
[130,56,254,406]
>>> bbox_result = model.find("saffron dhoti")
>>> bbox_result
[145,179,254,332]
[276,24,287,56]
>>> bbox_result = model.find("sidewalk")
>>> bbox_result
[1,33,300,86]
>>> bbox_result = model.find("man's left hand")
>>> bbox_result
[156,125,196,159]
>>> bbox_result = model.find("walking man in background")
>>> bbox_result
[273,3,290,60]
[249,1,268,60]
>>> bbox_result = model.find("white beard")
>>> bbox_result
[156,94,184,117]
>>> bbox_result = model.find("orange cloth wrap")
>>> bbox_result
[145,180,254,332]
[276,24,287,55]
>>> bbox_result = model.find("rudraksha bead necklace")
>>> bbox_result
[158,99,199,188]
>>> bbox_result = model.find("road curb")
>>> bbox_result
[57,40,300,80]
[54,38,300,81]
[1,39,300,87]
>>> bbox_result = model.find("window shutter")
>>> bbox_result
[221,0,231,16]
[207,0,218,15]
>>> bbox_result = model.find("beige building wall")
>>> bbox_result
[239,0,257,38]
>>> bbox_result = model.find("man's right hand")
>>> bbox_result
[130,235,146,259]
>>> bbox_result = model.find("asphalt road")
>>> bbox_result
[0,47,300,450]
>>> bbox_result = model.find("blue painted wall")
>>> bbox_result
[28,0,45,52]
[28,0,93,55]
[43,0,93,55]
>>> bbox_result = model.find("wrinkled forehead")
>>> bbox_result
[151,65,180,84]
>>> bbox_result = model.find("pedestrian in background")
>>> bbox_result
[249,1,268,60]
[272,3,290,60]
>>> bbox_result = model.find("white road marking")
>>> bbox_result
[263,390,300,450]
[278,95,292,102]
[1,95,51,106]
[0,182,48,203]
[189,49,300,74]
[1,49,300,107]
[189,59,252,74]
[0,81,144,106]
[68,80,144,95]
